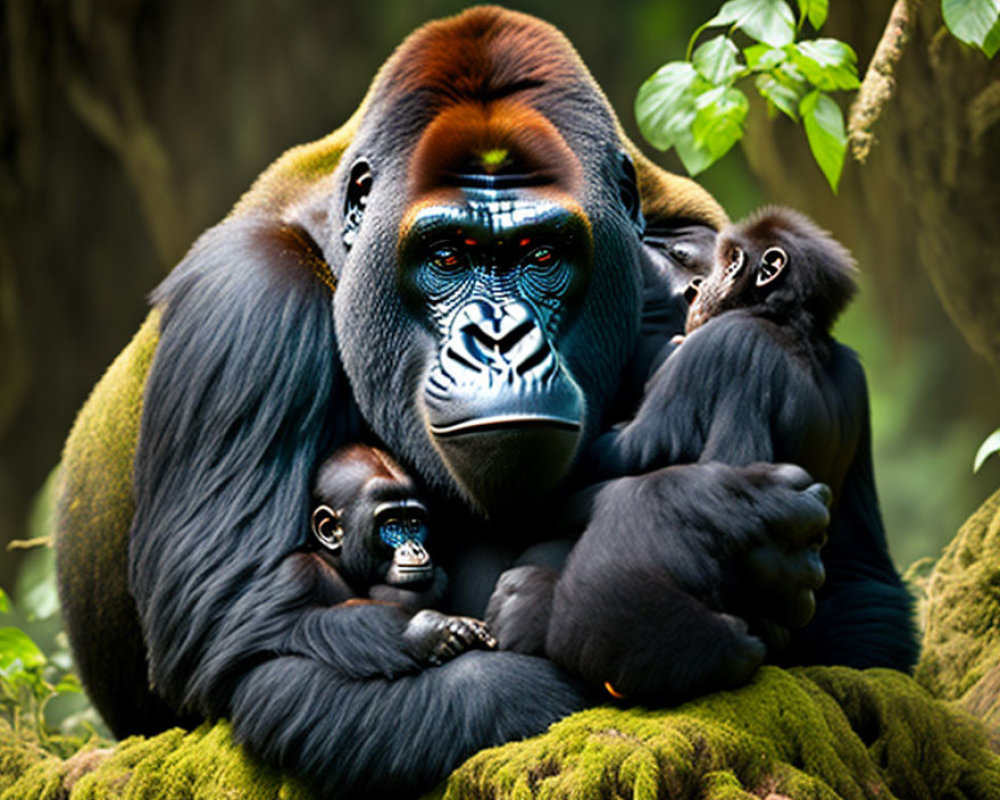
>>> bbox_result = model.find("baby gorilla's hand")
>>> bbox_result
[403,610,497,666]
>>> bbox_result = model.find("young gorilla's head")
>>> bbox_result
[685,206,857,335]
[310,445,434,591]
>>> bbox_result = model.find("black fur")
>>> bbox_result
[487,209,915,703]
[129,215,586,799]
[116,12,863,799]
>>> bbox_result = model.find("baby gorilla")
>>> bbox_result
[488,207,912,703]
[311,444,495,665]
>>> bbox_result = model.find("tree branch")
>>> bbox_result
[848,0,921,163]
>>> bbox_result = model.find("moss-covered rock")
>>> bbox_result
[917,487,1000,720]
[436,666,999,800]
[0,719,311,800]
[2,666,998,799]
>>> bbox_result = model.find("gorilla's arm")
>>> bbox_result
[128,217,587,799]
[781,351,918,671]
[488,462,830,703]
[544,463,829,702]
[591,314,792,477]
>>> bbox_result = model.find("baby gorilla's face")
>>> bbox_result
[373,500,433,586]
[685,233,787,334]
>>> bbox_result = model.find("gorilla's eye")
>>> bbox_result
[524,246,558,269]
[430,247,466,271]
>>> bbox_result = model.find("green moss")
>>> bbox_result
[0,721,312,800]
[438,667,1000,800]
[1,669,997,799]
[917,488,1000,708]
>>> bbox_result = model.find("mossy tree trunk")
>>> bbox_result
[744,0,1000,378]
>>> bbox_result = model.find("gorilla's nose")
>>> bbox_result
[445,299,554,381]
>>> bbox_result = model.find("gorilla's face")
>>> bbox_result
[394,185,593,513]
[332,100,642,518]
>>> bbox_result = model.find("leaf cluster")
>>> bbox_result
[0,587,82,746]
[635,0,859,192]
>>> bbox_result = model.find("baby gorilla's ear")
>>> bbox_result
[311,505,344,554]
[756,246,787,287]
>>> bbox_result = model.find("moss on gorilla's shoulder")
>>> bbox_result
[5,666,996,799]
[917,488,1000,713]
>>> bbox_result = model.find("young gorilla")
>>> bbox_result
[310,445,495,666]
[488,207,915,702]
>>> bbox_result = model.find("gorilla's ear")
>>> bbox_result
[311,505,344,554]
[618,151,644,235]
[342,159,373,250]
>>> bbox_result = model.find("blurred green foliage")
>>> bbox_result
[0,584,87,748]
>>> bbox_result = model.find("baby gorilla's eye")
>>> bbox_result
[379,519,407,548]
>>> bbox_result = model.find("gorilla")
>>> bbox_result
[488,208,916,703]
[53,7,910,799]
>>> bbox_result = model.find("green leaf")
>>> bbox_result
[776,59,807,85]
[635,62,700,151]
[674,134,716,176]
[744,43,788,70]
[943,0,1000,52]
[0,589,8,615]
[791,39,860,90]
[697,0,797,48]
[800,90,847,192]
[756,73,804,119]
[54,674,83,695]
[974,427,1000,472]
[985,14,1000,56]
[798,0,829,29]
[693,35,744,85]
[692,86,749,160]
[0,627,46,674]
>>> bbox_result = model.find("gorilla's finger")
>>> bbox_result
[771,484,831,547]
[767,463,814,490]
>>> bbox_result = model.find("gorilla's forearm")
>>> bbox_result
[230,652,587,800]
[489,462,830,705]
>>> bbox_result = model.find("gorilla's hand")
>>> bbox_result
[544,461,829,704]
[649,462,830,628]
[402,610,497,666]
[485,565,558,655]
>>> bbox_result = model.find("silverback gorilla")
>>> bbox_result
[53,7,914,799]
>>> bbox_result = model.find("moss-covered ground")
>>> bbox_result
[2,665,999,799]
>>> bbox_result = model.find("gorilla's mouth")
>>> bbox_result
[430,414,581,438]
[386,564,434,586]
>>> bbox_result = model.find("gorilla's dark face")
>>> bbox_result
[396,185,593,512]
[331,56,642,518]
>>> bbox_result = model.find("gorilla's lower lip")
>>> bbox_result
[430,415,582,438]
[387,567,433,585]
